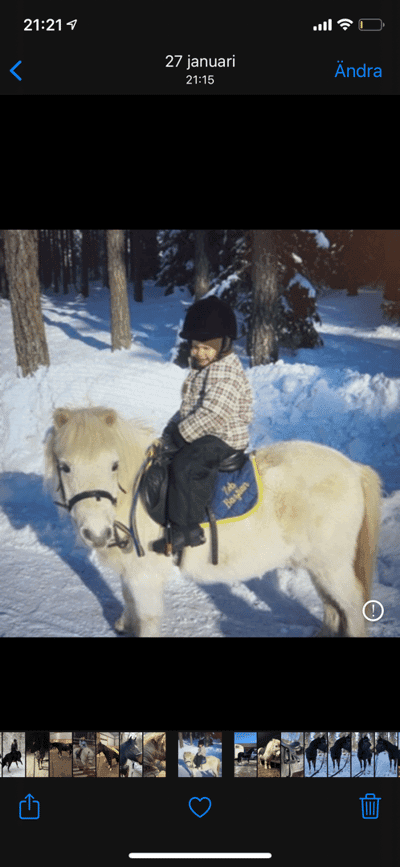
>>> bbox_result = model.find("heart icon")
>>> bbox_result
[189,797,212,818]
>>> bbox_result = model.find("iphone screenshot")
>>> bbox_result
[1,731,398,865]
[1,1,398,93]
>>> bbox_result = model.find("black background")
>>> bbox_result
[1,731,398,866]
[1,0,398,94]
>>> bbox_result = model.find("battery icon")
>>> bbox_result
[358,18,385,30]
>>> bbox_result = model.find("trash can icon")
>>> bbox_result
[360,793,381,819]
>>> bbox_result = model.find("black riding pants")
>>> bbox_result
[167,435,236,527]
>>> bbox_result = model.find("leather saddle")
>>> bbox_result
[139,441,246,528]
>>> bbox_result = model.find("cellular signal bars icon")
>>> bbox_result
[313,19,332,30]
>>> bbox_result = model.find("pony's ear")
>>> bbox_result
[103,410,117,426]
[54,408,70,428]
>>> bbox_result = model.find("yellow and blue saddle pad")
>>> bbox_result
[201,453,262,527]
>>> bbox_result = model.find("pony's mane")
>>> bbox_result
[45,406,155,492]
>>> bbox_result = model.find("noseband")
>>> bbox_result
[57,489,117,512]
[54,465,135,552]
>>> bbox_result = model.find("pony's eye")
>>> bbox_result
[59,463,70,473]
[112,461,119,472]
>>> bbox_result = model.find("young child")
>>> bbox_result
[159,296,253,554]
[193,740,207,769]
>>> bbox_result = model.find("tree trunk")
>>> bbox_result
[4,229,50,376]
[132,230,143,302]
[107,229,132,351]
[194,230,210,299]
[247,230,279,366]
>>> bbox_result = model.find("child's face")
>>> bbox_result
[191,339,222,368]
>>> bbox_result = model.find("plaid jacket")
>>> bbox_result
[176,351,253,450]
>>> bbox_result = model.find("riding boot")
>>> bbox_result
[173,523,205,552]
[153,523,205,555]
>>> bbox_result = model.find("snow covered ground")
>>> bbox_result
[1,282,399,636]
[305,748,396,778]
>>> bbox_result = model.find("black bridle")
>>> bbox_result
[55,488,117,513]
[54,464,135,552]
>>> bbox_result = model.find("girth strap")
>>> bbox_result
[205,506,218,565]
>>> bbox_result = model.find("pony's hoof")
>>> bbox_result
[313,625,334,637]
[114,615,126,633]
[114,615,136,635]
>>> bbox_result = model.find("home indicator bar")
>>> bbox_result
[129,856,273,860]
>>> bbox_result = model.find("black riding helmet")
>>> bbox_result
[180,296,237,341]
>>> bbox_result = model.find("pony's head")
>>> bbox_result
[45,406,148,550]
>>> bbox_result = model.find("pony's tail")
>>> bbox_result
[354,464,381,602]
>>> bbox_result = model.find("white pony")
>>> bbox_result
[73,747,95,770]
[183,752,221,777]
[45,406,381,638]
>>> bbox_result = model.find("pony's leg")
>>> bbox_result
[115,577,141,635]
[115,563,165,637]
[310,565,367,637]
[315,601,341,636]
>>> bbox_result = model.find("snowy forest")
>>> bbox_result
[1,229,399,637]
[2,230,400,377]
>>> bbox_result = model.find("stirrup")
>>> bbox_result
[186,525,206,548]
[152,524,205,556]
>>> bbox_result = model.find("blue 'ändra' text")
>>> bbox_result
[335,60,382,77]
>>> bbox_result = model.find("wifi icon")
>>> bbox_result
[337,18,354,29]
